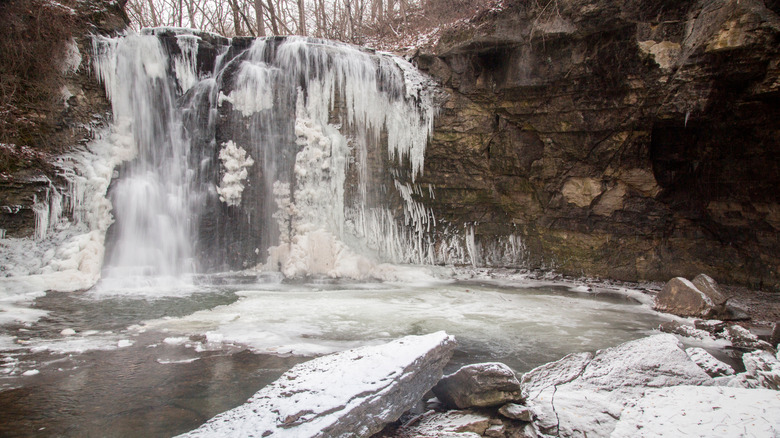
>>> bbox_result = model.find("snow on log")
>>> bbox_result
[178,331,456,437]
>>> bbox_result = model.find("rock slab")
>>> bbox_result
[521,334,712,437]
[178,332,456,438]
[433,362,523,409]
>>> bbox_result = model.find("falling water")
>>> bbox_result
[92,34,195,281]
[91,29,446,280]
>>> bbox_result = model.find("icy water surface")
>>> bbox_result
[0,273,674,437]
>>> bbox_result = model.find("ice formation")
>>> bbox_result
[216,141,254,206]
[3,29,526,292]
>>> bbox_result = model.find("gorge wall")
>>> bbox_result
[1,0,778,291]
[412,0,780,290]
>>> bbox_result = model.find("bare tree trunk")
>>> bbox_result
[147,0,159,26]
[297,0,306,35]
[185,0,196,28]
[254,0,266,36]
[399,0,407,27]
[386,0,394,21]
[266,0,280,35]
[228,0,243,35]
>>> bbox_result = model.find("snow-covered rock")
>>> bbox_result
[654,276,726,318]
[177,332,456,437]
[727,349,780,390]
[432,362,523,409]
[498,403,534,422]
[723,324,775,352]
[685,347,734,377]
[522,334,712,437]
[389,410,493,438]
[611,386,780,437]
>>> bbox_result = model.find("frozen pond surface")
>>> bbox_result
[0,270,677,437]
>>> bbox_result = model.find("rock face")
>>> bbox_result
[0,0,126,239]
[654,276,727,318]
[413,0,780,290]
[521,334,712,437]
[432,362,523,409]
[178,332,456,438]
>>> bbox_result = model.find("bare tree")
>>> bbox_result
[297,0,306,35]
[254,0,267,36]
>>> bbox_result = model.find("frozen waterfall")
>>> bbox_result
[91,29,447,280]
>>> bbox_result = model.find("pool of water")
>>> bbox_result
[0,271,677,437]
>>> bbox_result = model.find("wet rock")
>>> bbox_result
[177,332,456,438]
[771,322,780,347]
[694,319,728,335]
[654,277,727,318]
[522,334,712,437]
[433,362,523,409]
[498,403,534,422]
[685,347,734,377]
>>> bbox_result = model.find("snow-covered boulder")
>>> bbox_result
[612,386,780,437]
[727,349,780,390]
[685,347,734,377]
[723,324,775,352]
[432,362,523,409]
[654,276,726,318]
[521,334,712,437]
[178,332,456,437]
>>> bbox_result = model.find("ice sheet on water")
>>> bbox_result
[138,281,666,366]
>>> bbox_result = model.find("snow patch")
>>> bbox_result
[612,386,780,437]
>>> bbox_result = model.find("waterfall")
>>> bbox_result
[91,29,440,279]
[93,33,195,281]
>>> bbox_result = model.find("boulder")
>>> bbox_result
[658,321,713,340]
[433,362,523,409]
[178,332,456,437]
[654,276,727,318]
[498,403,534,422]
[521,334,712,437]
[691,274,728,307]
[694,319,728,334]
[727,350,780,390]
[685,347,734,377]
[723,325,775,353]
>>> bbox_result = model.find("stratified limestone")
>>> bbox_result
[178,332,456,438]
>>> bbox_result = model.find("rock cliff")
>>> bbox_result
[2,0,778,291]
[412,0,780,289]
